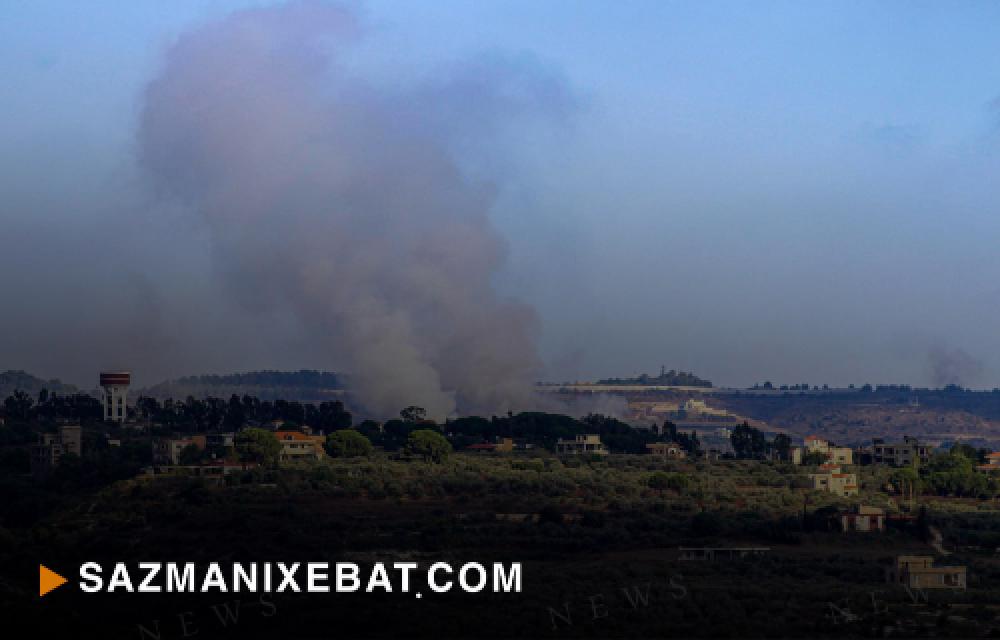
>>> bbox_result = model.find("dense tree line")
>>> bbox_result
[132,395,352,433]
[597,368,712,388]
[730,422,791,460]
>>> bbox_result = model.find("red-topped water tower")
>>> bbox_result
[100,371,131,423]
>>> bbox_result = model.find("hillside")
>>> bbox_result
[0,370,79,399]
[140,369,347,402]
[711,389,1000,447]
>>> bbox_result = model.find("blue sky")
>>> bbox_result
[2,1,1000,389]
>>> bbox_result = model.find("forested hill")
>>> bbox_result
[141,370,346,402]
[0,370,78,399]
[597,368,712,387]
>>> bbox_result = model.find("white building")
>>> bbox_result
[100,371,131,423]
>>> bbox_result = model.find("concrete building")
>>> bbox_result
[809,464,859,497]
[888,556,966,590]
[274,430,325,462]
[681,399,729,417]
[556,434,609,456]
[646,442,686,459]
[99,371,131,423]
[152,435,207,465]
[30,425,83,476]
[869,437,932,467]
[840,505,885,532]
[206,432,235,453]
[792,436,853,465]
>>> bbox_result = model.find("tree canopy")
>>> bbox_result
[324,429,373,458]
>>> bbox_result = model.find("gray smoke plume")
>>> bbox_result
[139,1,571,419]
[928,346,984,388]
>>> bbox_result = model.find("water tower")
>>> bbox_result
[99,371,131,423]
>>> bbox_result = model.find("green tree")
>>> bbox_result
[234,428,281,467]
[405,429,452,463]
[771,433,792,460]
[3,390,34,421]
[178,443,204,465]
[324,429,373,458]
[730,422,767,459]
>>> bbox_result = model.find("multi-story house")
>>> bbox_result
[870,436,932,467]
[809,463,858,497]
[556,434,609,456]
[792,435,853,465]
[274,430,325,462]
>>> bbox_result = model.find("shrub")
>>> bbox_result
[406,429,452,463]
[235,428,281,467]
[324,429,373,458]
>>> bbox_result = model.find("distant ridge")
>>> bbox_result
[596,367,712,388]
[140,369,347,402]
[0,370,79,399]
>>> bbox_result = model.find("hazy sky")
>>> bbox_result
[2,1,1000,391]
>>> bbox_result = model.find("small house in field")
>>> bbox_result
[840,505,885,532]
[646,442,686,459]
[887,556,966,590]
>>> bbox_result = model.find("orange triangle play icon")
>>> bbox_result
[39,565,67,597]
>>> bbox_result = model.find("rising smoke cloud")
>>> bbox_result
[928,346,985,388]
[139,1,571,419]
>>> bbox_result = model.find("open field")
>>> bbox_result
[6,452,1000,637]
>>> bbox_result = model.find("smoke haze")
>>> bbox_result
[3,1,1000,395]
[929,346,985,389]
[139,1,567,418]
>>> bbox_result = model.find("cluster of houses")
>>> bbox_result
[145,427,326,478]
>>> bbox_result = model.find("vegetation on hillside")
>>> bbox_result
[597,367,712,387]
